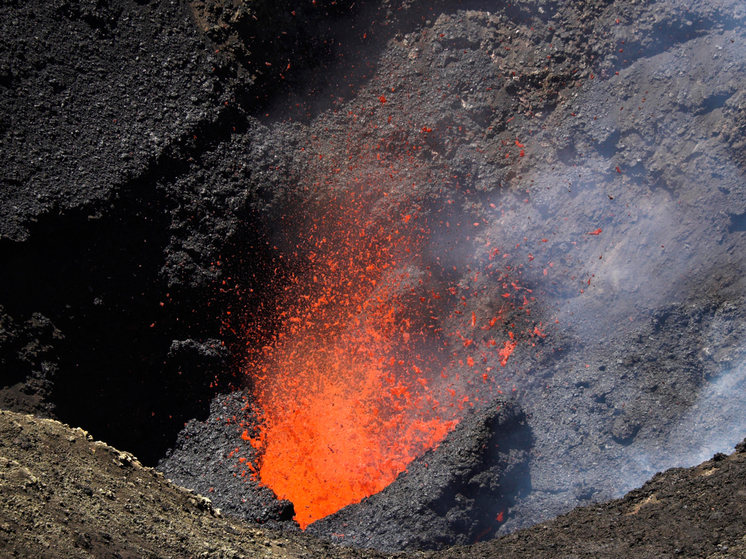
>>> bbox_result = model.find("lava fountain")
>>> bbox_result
[233,165,540,528]
[241,188,468,528]
[232,98,540,526]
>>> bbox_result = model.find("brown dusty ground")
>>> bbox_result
[1,408,745,559]
[0,410,389,559]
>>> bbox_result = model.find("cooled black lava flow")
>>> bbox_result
[0,196,280,466]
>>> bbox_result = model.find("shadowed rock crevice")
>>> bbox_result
[0,182,281,466]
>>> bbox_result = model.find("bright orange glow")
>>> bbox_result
[244,191,461,529]
[232,154,533,527]
[498,340,517,367]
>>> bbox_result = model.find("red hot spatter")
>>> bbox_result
[240,191,470,529]
[229,88,548,528]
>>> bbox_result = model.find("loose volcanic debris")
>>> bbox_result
[158,391,297,530]
[2,409,746,559]
[307,399,532,552]
[0,410,385,559]
[0,0,229,242]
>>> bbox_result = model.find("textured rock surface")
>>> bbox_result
[1,408,746,558]
[307,400,531,551]
[158,391,298,530]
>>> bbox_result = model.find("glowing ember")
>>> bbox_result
[230,177,542,527]
[243,191,461,528]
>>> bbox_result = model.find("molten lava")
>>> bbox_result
[232,167,537,528]
[243,191,463,528]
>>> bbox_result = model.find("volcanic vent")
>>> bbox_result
[160,1,746,549]
[239,184,540,524]
[5,0,746,555]
[160,156,540,543]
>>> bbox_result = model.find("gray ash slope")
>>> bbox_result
[2,0,746,555]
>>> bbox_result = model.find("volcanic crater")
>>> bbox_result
[2,0,746,556]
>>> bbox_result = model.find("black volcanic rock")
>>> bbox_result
[307,398,532,552]
[157,390,298,530]
[0,0,228,242]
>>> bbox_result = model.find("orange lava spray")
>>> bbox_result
[243,190,460,529]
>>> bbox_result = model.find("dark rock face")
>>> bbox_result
[0,0,227,242]
[0,0,226,464]
[0,0,277,466]
[0,307,61,417]
[307,399,531,551]
[158,391,297,530]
